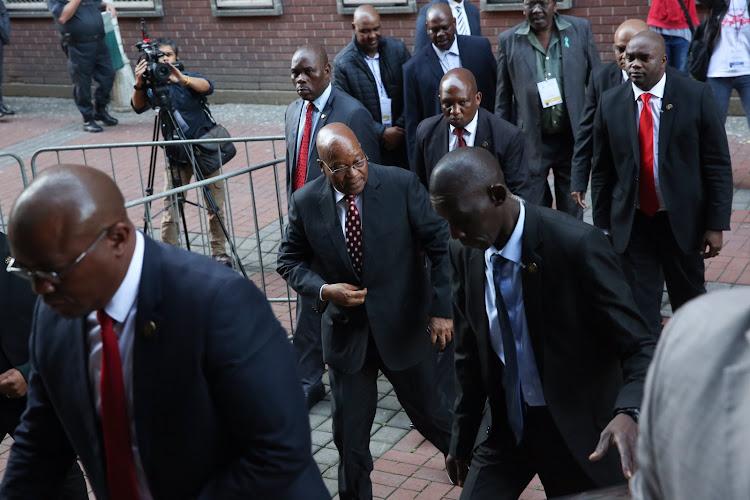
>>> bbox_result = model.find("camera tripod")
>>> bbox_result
[143,102,247,278]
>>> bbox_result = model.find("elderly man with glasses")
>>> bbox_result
[278,122,454,500]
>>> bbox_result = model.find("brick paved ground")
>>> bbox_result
[0,97,748,499]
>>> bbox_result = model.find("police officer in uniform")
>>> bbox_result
[47,0,119,133]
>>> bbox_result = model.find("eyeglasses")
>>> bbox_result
[319,155,368,176]
[6,228,110,285]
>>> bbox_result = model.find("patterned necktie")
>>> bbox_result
[455,4,469,35]
[97,310,140,500]
[638,93,659,217]
[293,102,315,192]
[345,195,363,275]
[454,127,467,148]
[491,255,523,444]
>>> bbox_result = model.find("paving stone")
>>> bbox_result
[386,410,413,430]
[369,440,392,459]
[373,407,396,425]
[376,379,393,395]
[309,413,327,430]
[371,426,410,445]
[311,444,321,455]
[323,477,338,497]
[377,395,401,411]
[323,465,339,480]
[314,447,340,466]
[317,418,333,433]
[310,400,332,417]
[311,430,333,447]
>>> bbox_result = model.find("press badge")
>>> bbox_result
[537,78,563,108]
[379,96,393,127]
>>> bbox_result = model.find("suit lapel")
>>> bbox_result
[318,179,357,279]
[474,110,492,151]
[424,46,445,83]
[467,249,493,362]
[658,74,677,173]
[289,99,304,172]
[515,31,537,82]
[360,168,382,283]
[608,62,623,88]
[623,85,640,169]
[519,204,545,376]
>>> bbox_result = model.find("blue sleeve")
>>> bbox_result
[46,0,65,19]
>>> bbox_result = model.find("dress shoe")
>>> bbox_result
[212,253,232,267]
[93,107,118,126]
[304,382,326,411]
[83,120,103,133]
[0,105,13,115]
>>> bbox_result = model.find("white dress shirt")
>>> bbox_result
[448,110,479,151]
[86,230,153,500]
[320,189,363,299]
[432,37,462,74]
[632,72,667,212]
[483,202,545,406]
[296,83,332,162]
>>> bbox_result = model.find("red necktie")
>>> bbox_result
[638,93,659,217]
[293,102,315,192]
[97,310,140,500]
[454,127,467,148]
[345,195,363,275]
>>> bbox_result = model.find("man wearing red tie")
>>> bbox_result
[591,31,733,339]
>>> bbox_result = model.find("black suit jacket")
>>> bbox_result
[571,61,626,193]
[0,234,34,383]
[284,86,381,198]
[412,107,532,200]
[403,35,497,166]
[591,67,734,254]
[449,204,655,485]
[277,164,452,373]
[1,236,328,500]
[413,0,482,50]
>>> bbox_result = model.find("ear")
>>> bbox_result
[324,62,332,77]
[317,158,326,175]
[108,221,132,257]
[352,22,356,32]
[475,91,483,106]
[488,183,508,207]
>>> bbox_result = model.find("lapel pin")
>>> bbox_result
[526,262,538,274]
[665,104,673,110]
[4,256,10,265]
[481,141,489,148]
[564,36,569,48]
[143,321,157,339]
[321,114,327,120]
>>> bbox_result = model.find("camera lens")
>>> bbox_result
[153,62,172,83]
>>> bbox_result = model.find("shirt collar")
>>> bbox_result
[364,52,380,62]
[516,14,571,35]
[432,36,460,60]
[632,72,667,101]
[309,83,332,112]
[103,231,144,324]
[621,69,629,82]
[449,108,479,137]
[484,201,525,267]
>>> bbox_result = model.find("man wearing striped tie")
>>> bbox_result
[414,0,482,50]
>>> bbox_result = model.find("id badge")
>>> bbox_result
[379,96,393,127]
[537,78,563,108]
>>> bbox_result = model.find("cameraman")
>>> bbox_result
[131,37,231,266]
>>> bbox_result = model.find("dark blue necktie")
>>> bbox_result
[492,254,524,443]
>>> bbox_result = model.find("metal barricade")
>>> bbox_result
[29,137,298,333]
[0,152,29,233]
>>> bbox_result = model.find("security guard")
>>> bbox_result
[47,0,119,132]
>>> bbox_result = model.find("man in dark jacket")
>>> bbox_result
[333,5,411,168]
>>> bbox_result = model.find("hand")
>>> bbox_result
[445,454,469,487]
[104,2,116,18]
[168,62,187,85]
[134,59,148,86]
[0,369,27,399]
[700,230,723,259]
[428,317,453,351]
[381,126,405,151]
[571,191,587,209]
[321,283,367,307]
[588,413,638,480]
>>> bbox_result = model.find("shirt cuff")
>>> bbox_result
[319,284,327,301]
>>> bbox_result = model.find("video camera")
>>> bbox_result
[135,19,183,109]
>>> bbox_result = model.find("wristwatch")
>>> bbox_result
[133,84,144,91]
[616,407,640,424]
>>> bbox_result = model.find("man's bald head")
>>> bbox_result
[352,5,382,57]
[613,19,649,70]
[293,43,329,67]
[316,123,369,196]
[8,165,135,318]
[430,148,519,251]
[426,1,453,21]
[626,31,667,91]
[426,2,456,51]
[439,69,481,128]
[441,68,477,96]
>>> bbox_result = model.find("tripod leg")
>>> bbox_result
[143,112,161,234]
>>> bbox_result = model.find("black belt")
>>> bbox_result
[61,32,104,44]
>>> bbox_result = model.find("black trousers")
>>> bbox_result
[533,130,583,220]
[65,38,115,119]
[621,210,706,338]
[460,406,601,500]
[293,295,325,393]
[0,401,88,499]
[329,336,451,500]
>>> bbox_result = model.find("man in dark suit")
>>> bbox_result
[1,165,328,499]
[592,31,733,339]
[0,232,87,499]
[430,147,655,499]
[286,42,381,408]
[278,123,453,500]
[333,5,411,168]
[413,68,531,199]
[570,19,649,209]
[496,0,600,218]
[403,2,496,166]
[414,0,481,50]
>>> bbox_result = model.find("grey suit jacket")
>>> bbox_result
[495,14,600,178]
[277,164,452,373]
[632,288,750,500]
[412,107,531,200]
[284,86,381,198]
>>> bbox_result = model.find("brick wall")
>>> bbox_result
[4,0,682,102]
